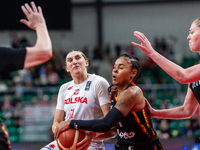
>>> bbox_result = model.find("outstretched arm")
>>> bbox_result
[132,31,200,84]
[147,86,199,119]
[21,2,52,69]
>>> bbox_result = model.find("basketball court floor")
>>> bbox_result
[10,137,197,150]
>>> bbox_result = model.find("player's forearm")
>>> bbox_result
[70,107,124,133]
[151,106,193,119]
[24,24,52,68]
[35,24,52,58]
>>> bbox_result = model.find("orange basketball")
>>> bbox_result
[57,129,85,150]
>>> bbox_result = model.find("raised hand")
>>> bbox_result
[131,31,155,57]
[20,1,46,30]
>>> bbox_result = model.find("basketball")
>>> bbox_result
[57,129,85,150]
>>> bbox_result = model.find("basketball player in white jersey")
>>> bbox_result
[41,50,112,150]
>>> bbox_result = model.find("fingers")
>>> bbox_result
[21,5,29,18]
[20,19,28,26]
[131,42,142,49]
[54,126,60,140]
[21,2,39,16]
[133,31,146,40]
[77,145,89,150]
[76,137,86,147]
[131,42,138,46]
[30,1,38,13]
[77,141,90,150]
[133,33,143,45]
[24,3,33,14]
[38,6,43,15]
[131,31,148,47]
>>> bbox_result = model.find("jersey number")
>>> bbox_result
[69,108,75,119]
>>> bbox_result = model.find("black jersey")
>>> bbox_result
[0,47,26,73]
[0,47,26,150]
[190,61,200,103]
[111,81,163,149]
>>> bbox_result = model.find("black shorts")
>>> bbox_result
[0,121,10,150]
[114,139,163,150]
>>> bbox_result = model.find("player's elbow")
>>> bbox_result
[178,78,188,84]
[175,71,189,84]
[36,40,53,59]
[39,45,53,61]
[44,47,53,60]
[184,113,193,119]
[182,107,195,118]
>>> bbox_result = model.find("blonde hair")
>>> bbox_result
[194,17,200,27]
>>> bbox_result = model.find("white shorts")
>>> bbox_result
[41,140,105,150]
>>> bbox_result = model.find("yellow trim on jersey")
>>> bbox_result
[131,110,156,139]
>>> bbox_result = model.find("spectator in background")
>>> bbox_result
[126,44,135,55]
[12,101,23,128]
[115,44,121,58]
[12,72,22,86]
[1,94,14,120]
[34,78,42,87]
[93,45,103,60]
[53,60,66,79]
[39,66,48,86]
[181,120,194,138]
[19,35,30,48]
[104,43,111,61]
[160,37,167,56]
[38,94,49,106]
[13,92,21,106]
[159,119,172,140]
[11,35,20,48]
[153,36,161,52]
[31,96,39,106]
[0,80,8,92]
[47,71,59,86]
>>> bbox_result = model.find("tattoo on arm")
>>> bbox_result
[115,88,138,116]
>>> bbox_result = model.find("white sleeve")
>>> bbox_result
[56,83,69,110]
[93,76,111,106]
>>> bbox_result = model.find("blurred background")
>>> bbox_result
[1,0,200,149]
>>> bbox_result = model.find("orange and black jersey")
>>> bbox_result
[111,81,158,146]
[190,60,200,104]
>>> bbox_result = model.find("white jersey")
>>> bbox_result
[56,74,110,121]
[41,74,110,150]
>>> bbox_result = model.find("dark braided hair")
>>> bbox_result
[108,53,143,92]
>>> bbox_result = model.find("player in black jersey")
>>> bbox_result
[0,2,52,150]
[54,53,163,150]
[131,18,200,119]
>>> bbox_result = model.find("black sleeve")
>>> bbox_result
[0,47,26,73]
[70,107,124,133]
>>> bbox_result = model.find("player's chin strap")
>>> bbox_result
[57,130,79,150]
[70,107,124,133]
